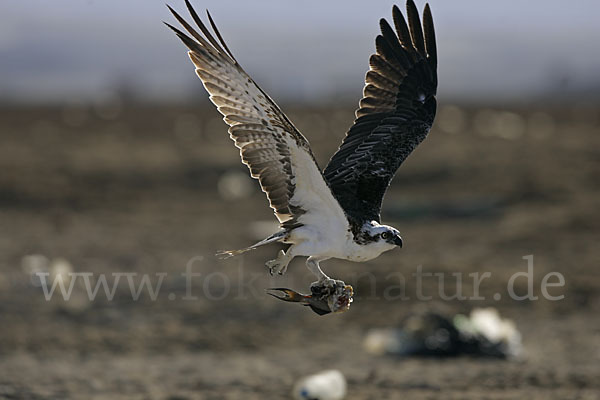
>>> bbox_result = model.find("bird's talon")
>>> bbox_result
[311,277,339,294]
[265,250,289,276]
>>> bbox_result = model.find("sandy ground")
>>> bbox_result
[0,103,598,399]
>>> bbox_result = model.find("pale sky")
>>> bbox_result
[2,0,599,103]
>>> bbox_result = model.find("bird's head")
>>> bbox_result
[365,222,403,248]
[378,225,403,248]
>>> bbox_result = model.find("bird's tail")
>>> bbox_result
[216,230,287,259]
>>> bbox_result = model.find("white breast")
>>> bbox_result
[343,239,396,262]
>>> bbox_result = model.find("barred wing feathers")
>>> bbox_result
[166,1,347,232]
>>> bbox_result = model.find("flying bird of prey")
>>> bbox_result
[166,1,437,298]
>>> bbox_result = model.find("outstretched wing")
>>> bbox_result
[323,1,437,224]
[166,1,348,232]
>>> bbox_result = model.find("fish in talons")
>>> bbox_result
[266,281,353,316]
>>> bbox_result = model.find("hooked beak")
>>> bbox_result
[394,235,403,247]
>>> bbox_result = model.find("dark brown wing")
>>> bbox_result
[323,1,437,224]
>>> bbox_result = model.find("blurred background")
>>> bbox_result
[0,1,598,399]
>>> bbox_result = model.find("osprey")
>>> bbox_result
[166,1,437,293]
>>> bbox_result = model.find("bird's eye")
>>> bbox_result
[381,232,390,239]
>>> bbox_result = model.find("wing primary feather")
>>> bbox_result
[406,0,426,55]
[376,31,410,71]
[423,3,437,69]
[183,0,236,64]
[167,6,218,56]
[164,21,203,53]
[392,4,413,51]
[379,18,410,69]
[206,9,238,63]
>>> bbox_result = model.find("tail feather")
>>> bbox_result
[216,231,287,259]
